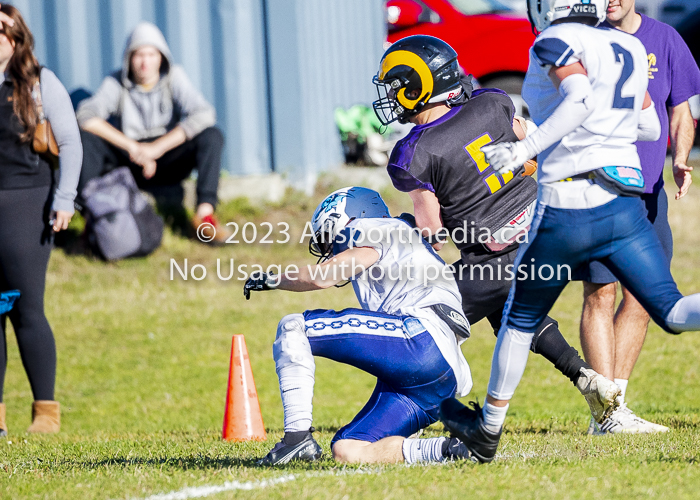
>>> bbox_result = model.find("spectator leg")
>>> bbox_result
[141,127,223,212]
[192,127,224,209]
[0,315,6,401]
[0,186,56,401]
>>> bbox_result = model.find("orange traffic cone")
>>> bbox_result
[222,335,267,441]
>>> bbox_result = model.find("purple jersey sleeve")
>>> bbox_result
[386,131,435,193]
[611,15,700,193]
[386,105,461,193]
[667,29,700,107]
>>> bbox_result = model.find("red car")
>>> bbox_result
[386,0,535,98]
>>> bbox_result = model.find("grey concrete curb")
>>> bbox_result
[182,166,391,208]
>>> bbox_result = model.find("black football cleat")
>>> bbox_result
[442,437,477,463]
[257,428,323,466]
[439,398,501,464]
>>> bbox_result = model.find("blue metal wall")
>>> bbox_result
[11,0,385,186]
[265,0,385,189]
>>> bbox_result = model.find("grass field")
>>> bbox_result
[2,166,700,499]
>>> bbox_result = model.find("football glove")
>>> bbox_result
[481,141,534,176]
[243,272,278,300]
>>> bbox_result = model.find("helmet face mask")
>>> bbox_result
[309,213,341,263]
[372,74,426,125]
[373,35,463,127]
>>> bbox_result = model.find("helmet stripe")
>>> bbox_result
[379,50,434,110]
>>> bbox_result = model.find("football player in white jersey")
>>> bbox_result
[244,187,475,465]
[438,0,700,463]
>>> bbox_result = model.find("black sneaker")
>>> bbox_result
[257,428,323,466]
[442,437,477,462]
[439,399,501,464]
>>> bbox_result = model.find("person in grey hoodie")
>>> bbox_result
[76,22,228,242]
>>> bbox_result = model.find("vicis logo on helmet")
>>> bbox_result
[572,4,597,15]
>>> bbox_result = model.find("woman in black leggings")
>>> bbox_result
[0,5,82,435]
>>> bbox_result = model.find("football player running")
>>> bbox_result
[373,35,619,424]
[577,0,700,435]
[440,0,700,463]
[245,187,476,465]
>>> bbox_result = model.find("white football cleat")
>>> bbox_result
[576,368,621,423]
[635,417,670,433]
[593,404,670,434]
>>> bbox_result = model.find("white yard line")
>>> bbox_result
[133,468,384,500]
[135,475,297,500]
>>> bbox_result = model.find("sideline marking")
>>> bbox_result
[135,475,296,500]
[133,468,383,500]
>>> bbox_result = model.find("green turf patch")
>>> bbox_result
[1,168,699,499]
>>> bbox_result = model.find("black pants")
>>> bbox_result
[0,185,56,401]
[78,127,224,208]
[454,249,520,331]
[454,247,589,384]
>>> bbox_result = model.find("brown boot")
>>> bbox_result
[0,403,6,436]
[27,401,60,434]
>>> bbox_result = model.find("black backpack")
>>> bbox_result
[82,167,164,261]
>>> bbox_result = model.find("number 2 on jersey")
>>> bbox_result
[464,133,513,194]
[611,43,635,110]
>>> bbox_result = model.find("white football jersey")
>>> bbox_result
[337,217,472,395]
[522,23,650,183]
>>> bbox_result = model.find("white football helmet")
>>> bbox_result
[309,187,390,262]
[527,0,609,33]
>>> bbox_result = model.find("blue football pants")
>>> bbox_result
[301,308,457,446]
[504,196,683,333]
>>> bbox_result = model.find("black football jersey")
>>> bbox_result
[387,89,538,263]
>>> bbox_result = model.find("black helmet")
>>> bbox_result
[373,35,463,126]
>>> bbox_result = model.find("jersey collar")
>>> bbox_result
[411,105,461,132]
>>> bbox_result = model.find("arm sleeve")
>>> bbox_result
[524,119,537,137]
[386,141,435,193]
[637,101,661,142]
[668,30,700,108]
[41,69,83,213]
[169,65,216,139]
[521,72,596,157]
[75,74,122,126]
